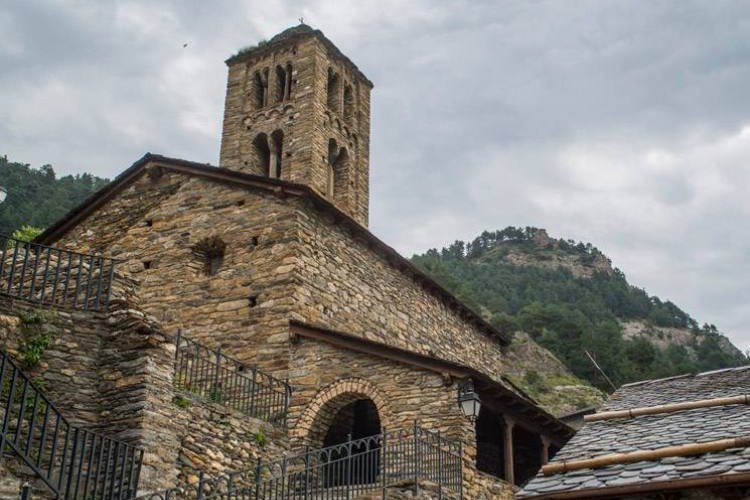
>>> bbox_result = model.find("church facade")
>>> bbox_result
[1,25,572,499]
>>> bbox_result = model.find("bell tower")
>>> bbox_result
[220,25,373,227]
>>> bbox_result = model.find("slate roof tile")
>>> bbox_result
[518,366,750,498]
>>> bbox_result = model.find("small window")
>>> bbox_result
[327,69,340,112]
[254,69,269,109]
[192,236,227,276]
[343,84,354,124]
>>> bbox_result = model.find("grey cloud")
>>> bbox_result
[2,0,750,350]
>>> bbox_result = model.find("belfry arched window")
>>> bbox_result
[327,69,340,113]
[327,139,350,206]
[343,84,354,124]
[270,130,284,179]
[254,69,269,109]
[252,133,270,176]
[285,63,293,99]
[275,65,287,103]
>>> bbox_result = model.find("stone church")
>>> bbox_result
[0,25,572,499]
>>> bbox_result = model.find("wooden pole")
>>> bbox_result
[503,415,515,485]
[541,436,551,466]
[584,395,750,422]
[542,436,750,475]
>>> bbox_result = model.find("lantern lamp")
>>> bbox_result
[458,378,481,421]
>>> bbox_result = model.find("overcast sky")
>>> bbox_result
[2,0,750,350]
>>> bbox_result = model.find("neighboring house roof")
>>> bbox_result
[290,321,574,445]
[35,153,509,345]
[519,366,750,498]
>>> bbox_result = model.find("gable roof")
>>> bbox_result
[519,366,750,498]
[36,153,509,346]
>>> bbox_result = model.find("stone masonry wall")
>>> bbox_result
[290,199,511,385]
[56,169,299,375]
[287,337,515,500]
[0,291,291,495]
[170,394,288,492]
[0,300,105,428]
[221,31,371,226]
[53,167,514,406]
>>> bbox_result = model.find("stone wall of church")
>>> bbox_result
[287,337,516,500]
[55,169,299,375]
[290,198,511,385]
[287,337,470,447]
[54,166,512,395]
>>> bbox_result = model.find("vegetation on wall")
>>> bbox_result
[17,309,54,368]
[0,155,109,237]
[412,227,748,391]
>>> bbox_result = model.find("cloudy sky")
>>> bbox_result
[2,0,750,350]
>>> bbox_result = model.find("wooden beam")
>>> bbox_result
[504,415,515,485]
[585,395,750,422]
[543,437,750,475]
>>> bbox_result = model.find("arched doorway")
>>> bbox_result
[320,398,381,487]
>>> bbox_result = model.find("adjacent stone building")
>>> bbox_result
[0,25,575,498]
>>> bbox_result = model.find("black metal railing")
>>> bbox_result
[0,235,118,311]
[173,332,291,425]
[130,423,463,500]
[0,350,144,499]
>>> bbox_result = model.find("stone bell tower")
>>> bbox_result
[220,24,373,227]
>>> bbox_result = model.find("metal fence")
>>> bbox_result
[0,235,118,311]
[130,424,463,500]
[173,332,292,425]
[0,350,144,499]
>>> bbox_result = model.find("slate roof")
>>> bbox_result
[519,366,750,498]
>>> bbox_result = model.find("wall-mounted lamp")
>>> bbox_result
[0,186,7,204]
[458,378,481,422]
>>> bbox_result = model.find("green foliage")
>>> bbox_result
[254,430,267,448]
[0,155,109,236]
[174,395,191,409]
[10,225,44,242]
[413,227,748,392]
[22,332,51,368]
[17,309,49,326]
[17,310,53,368]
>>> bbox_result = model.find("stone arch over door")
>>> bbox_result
[292,378,393,448]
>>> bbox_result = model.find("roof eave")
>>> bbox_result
[521,471,750,499]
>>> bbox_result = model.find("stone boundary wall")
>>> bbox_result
[170,393,289,491]
[0,299,106,428]
[469,470,515,500]
[0,291,292,495]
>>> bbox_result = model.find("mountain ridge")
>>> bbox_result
[412,226,747,413]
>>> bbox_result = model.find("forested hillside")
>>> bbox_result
[0,156,108,236]
[412,227,747,393]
